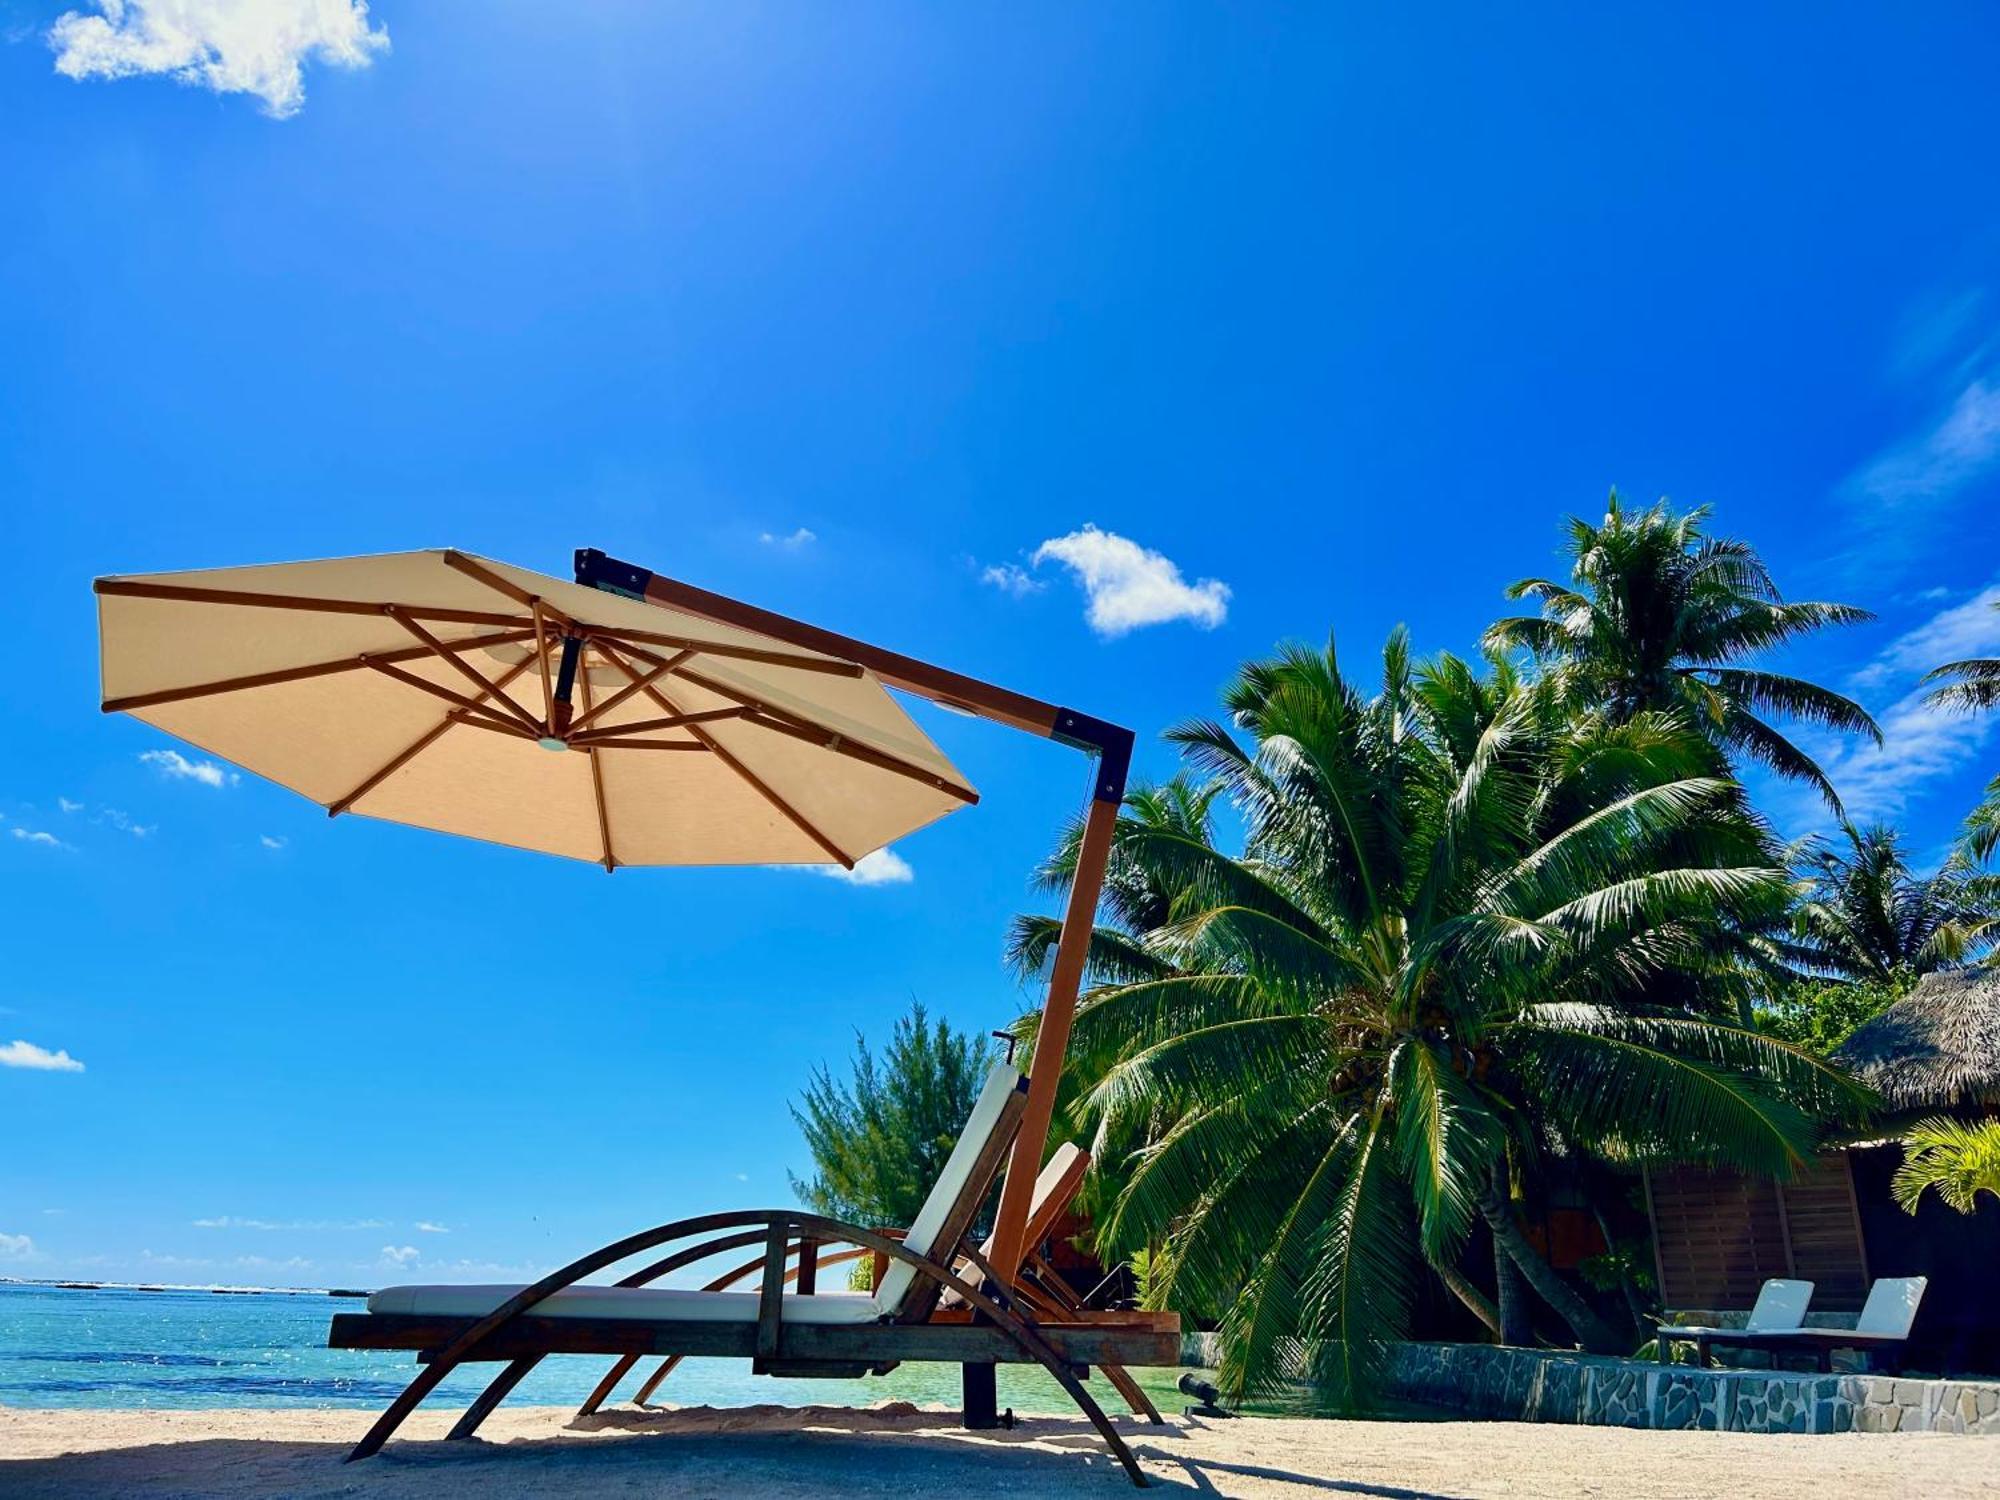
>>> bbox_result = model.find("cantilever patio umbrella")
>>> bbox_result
[94,546,1131,1281]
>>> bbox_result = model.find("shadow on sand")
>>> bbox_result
[0,1404,1464,1498]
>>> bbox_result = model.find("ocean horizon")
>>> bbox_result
[0,1282,1204,1415]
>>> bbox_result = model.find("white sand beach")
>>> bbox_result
[3,1402,1996,1498]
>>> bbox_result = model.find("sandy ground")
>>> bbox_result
[3,1401,1997,1498]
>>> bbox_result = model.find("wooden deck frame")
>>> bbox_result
[572,547,1134,1284]
[1661,1326,1913,1374]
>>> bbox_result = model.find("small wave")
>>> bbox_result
[8,1350,231,1368]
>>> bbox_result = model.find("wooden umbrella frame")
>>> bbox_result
[569,547,1133,1285]
[99,546,1132,1284]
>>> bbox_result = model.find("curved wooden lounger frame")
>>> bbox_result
[569,1230,906,1419]
[346,1209,1151,1486]
[568,1231,1164,1425]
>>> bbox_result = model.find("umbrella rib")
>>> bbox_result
[594,640,855,869]
[94,578,520,629]
[584,625,864,679]
[671,665,978,805]
[531,602,556,734]
[328,657,538,817]
[572,738,709,751]
[441,550,568,621]
[99,628,536,714]
[570,707,747,743]
[577,665,616,872]
[362,659,540,736]
[384,608,546,734]
[567,648,694,734]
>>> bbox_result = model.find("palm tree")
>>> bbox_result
[1786,822,1996,984]
[1019,633,1865,1399]
[1921,600,2000,713]
[1891,1117,2000,1215]
[1484,494,1879,809]
[1921,601,2000,863]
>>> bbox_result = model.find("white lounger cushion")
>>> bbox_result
[870,1061,1023,1316]
[1658,1277,1813,1338]
[1753,1275,1930,1346]
[366,1283,882,1325]
[1854,1275,1927,1338]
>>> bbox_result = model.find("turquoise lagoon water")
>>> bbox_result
[0,1283,1200,1416]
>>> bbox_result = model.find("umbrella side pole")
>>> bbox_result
[987,781,1119,1283]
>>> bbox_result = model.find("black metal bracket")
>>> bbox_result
[575,547,651,599]
[1051,708,1134,805]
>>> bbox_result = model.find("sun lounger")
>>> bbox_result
[1660,1277,1929,1373]
[1706,1276,1929,1373]
[584,1137,1163,1423]
[1655,1277,1813,1364]
[328,1063,1176,1483]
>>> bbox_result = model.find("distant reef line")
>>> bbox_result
[1,1276,369,1298]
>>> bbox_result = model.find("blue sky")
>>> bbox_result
[2,2,1998,1287]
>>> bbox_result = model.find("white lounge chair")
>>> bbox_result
[1655,1278,1812,1365]
[1663,1276,1929,1372]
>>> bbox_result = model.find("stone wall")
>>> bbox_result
[1177,1335,2000,1435]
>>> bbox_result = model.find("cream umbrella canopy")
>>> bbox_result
[95,549,977,870]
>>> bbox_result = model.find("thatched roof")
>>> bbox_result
[1834,966,2000,1113]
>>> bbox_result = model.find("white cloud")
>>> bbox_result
[194,1215,386,1231]
[0,1232,38,1260]
[1851,379,2000,507]
[980,563,1045,598]
[10,828,69,850]
[813,847,914,886]
[759,527,817,549]
[98,808,155,838]
[260,835,287,850]
[58,798,83,814]
[140,749,237,788]
[1776,584,2000,834]
[139,1250,213,1269]
[1031,524,1230,636]
[414,1221,449,1234]
[1801,691,1996,830]
[734,1172,750,1183]
[380,1244,420,1267]
[48,0,389,119]
[1851,583,2000,689]
[0,1040,85,1073]
[1838,375,2000,582]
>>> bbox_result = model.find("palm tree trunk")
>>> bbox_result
[1434,1260,1502,1340]
[1590,1202,1647,1334]
[1489,1229,1534,1346]
[1478,1167,1624,1355]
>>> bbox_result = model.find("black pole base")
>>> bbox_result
[961,1362,1000,1429]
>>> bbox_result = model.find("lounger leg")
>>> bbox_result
[633,1354,687,1406]
[1100,1362,1165,1424]
[577,1354,644,1417]
[963,1362,1000,1429]
[448,1355,544,1440]
[348,1357,462,1461]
